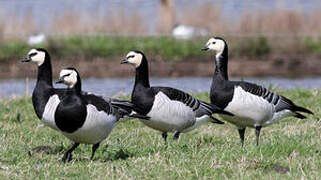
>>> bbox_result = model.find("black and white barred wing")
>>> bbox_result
[152,87,201,111]
[152,87,231,122]
[237,82,313,118]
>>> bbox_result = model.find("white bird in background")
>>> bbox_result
[28,33,46,45]
[172,24,209,39]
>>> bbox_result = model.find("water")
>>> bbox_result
[0,77,320,98]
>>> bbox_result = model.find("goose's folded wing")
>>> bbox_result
[152,87,232,117]
[151,87,201,111]
[235,81,312,114]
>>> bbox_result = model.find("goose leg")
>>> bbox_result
[238,128,246,147]
[255,126,262,146]
[162,132,168,143]
[90,143,100,160]
[61,142,80,163]
[173,131,180,141]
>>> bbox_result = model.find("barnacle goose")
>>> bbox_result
[52,67,131,162]
[21,48,143,162]
[121,51,232,142]
[202,37,313,146]
[20,48,141,122]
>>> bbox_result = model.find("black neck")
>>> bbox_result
[36,58,52,86]
[214,46,229,80]
[134,58,150,88]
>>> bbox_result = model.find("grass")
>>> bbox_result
[1,35,321,62]
[0,89,320,179]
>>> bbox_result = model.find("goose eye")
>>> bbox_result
[127,55,134,59]
[29,52,37,57]
[212,42,216,44]
[64,73,71,77]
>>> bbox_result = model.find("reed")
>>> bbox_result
[0,3,320,37]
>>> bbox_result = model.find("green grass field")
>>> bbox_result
[0,90,320,179]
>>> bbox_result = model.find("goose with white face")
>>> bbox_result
[21,48,46,66]
[56,69,78,88]
[120,51,143,68]
[201,37,226,58]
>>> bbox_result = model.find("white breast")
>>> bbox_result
[41,95,60,130]
[143,92,195,132]
[62,104,117,144]
[223,86,274,128]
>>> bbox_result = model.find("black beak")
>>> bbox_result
[21,57,31,62]
[121,58,128,64]
[201,47,209,51]
[55,77,64,84]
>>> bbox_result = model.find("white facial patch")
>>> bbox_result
[28,49,46,66]
[126,51,143,68]
[59,69,78,88]
[205,38,225,58]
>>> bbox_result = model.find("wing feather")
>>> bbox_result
[151,87,230,118]
[235,81,312,114]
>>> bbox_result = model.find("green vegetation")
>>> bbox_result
[46,36,207,61]
[0,40,30,59]
[0,35,320,62]
[0,90,320,179]
[0,36,208,61]
[232,37,271,58]
[304,37,321,56]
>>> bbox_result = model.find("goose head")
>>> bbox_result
[120,51,146,68]
[201,37,227,58]
[21,48,49,66]
[56,67,79,88]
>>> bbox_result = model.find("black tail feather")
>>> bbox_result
[110,98,134,107]
[208,103,234,116]
[294,105,313,115]
[201,101,234,116]
[218,110,234,116]
[210,116,225,124]
[110,99,134,112]
[128,113,150,120]
[294,112,307,119]
[116,108,132,119]
[109,98,151,120]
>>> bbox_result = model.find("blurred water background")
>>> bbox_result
[1,77,320,98]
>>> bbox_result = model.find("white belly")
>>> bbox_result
[265,109,293,126]
[142,92,196,132]
[63,104,117,144]
[41,95,60,130]
[222,86,275,128]
[181,115,210,133]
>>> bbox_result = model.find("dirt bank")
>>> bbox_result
[2,55,321,79]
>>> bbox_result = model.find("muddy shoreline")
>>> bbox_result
[2,55,321,79]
